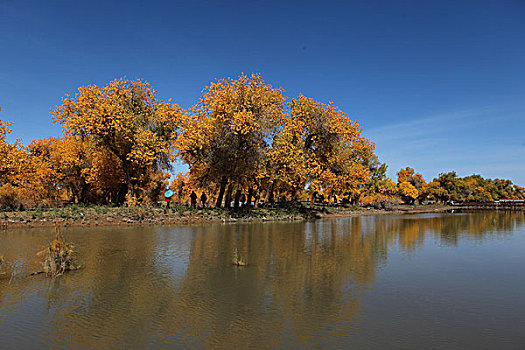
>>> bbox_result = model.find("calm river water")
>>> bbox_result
[1,212,525,349]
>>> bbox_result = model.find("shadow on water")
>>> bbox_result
[0,211,524,349]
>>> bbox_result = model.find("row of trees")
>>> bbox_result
[0,75,523,209]
[1,77,181,208]
[394,167,524,204]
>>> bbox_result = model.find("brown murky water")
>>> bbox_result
[1,212,525,349]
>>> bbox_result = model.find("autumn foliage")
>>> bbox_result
[52,78,182,204]
[176,74,287,207]
[0,76,523,210]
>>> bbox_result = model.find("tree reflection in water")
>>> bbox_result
[0,211,523,349]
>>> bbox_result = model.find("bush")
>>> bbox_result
[374,199,396,211]
[0,184,21,210]
[37,229,81,277]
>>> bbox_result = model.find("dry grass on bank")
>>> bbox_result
[0,203,452,230]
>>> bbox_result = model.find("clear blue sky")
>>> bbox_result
[1,0,524,185]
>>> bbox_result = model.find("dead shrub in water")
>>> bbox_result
[35,228,81,277]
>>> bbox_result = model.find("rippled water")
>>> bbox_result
[1,212,525,349]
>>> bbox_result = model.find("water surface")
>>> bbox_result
[1,212,524,349]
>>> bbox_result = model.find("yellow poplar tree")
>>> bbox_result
[397,167,428,204]
[0,115,29,186]
[287,95,375,204]
[176,73,286,207]
[0,111,32,208]
[398,181,418,204]
[52,78,183,203]
[264,116,308,202]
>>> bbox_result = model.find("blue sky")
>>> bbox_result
[1,0,524,185]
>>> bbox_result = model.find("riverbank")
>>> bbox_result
[0,204,454,230]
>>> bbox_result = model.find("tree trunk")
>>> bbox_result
[291,188,298,203]
[254,190,261,208]
[246,187,254,207]
[233,189,242,208]
[224,183,234,209]
[215,177,228,207]
[118,157,132,203]
[264,178,275,207]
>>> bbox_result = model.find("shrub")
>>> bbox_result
[37,229,81,277]
[0,184,21,210]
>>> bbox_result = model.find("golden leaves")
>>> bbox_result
[0,117,30,188]
[396,167,428,203]
[398,181,419,200]
[51,77,184,203]
[176,73,287,187]
[284,95,375,198]
[4,76,525,208]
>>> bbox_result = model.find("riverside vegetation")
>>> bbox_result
[0,203,399,228]
[0,74,523,214]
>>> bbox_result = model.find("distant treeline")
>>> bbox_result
[0,75,523,209]
[392,167,523,205]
